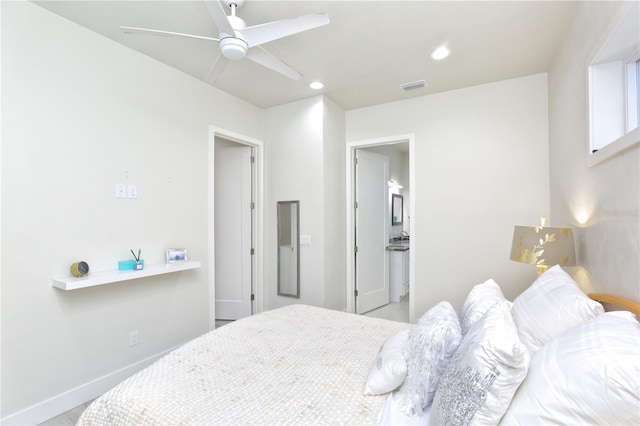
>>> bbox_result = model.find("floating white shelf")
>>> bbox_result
[52,261,202,291]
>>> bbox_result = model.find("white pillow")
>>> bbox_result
[378,392,432,426]
[460,279,511,335]
[363,329,410,395]
[394,301,462,416]
[429,301,530,426]
[511,265,604,352]
[500,311,640,425]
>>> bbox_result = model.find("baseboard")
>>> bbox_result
[1,346,178,426]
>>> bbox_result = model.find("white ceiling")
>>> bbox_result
[32,1,577,110]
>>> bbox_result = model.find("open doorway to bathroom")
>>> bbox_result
[346,134,415,323]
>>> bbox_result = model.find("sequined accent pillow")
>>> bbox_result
[363,329,410,395]
[459,279,511,335]
[429,301,530,426]
[394,301,462,417]
[500,311,640,425]
[511,265,604,352]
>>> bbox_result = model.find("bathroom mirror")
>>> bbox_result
[277,201,300,298]
[392,194,403,226]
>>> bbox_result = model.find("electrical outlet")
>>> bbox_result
[129,330,139,346]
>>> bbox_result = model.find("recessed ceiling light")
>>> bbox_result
[309,81,324,90]
[431,46,450,60]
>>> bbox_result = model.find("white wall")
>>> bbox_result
[1,1,263,421]
[322,97,347,311]
[347,74,550,317]
[548,1,639,300]
[263,96,347,311]
[264,97,326,309]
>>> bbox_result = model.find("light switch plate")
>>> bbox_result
[115,184,126,198]
[128,184,138,199]
[300,235,312,246]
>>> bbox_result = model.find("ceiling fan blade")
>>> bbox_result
[204,0,235,36]
[206,54,229,83]
[120,26,220,42]
[242,13,330,47]
[246,46,302,80]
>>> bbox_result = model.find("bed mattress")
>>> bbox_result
[78,304,410,425]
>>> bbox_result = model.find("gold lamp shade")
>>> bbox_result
[510,223,575,275]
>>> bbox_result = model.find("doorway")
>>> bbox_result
[346,134,415,322]
[209,127,264,329]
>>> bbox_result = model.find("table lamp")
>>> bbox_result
[510,217,576,276]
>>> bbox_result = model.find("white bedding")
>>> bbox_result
[78,304,411,425]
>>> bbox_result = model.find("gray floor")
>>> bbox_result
[363,295,410,323]
[38,297,409,425]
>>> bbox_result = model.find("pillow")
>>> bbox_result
[511,265,604,352]
[393,301,462,416]
[460,279,511,335]
[363,329,410,395]
[429,300,530,426]
[500,311,640,425]
[378,392,432,426]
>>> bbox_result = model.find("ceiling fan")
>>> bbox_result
[120,0,329,83]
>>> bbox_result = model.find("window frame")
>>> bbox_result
[587,2,640,167]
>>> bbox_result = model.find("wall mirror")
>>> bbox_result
[277,201,300,298]
[392,194,403,226]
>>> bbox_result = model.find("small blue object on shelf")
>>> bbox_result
[118,259,144,271]
[119,248,144,271]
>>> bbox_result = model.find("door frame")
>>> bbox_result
[208,126,264,330]
[345,134,416,321]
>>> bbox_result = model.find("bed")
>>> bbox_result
[78,304,411,425]
[78,265,640,425]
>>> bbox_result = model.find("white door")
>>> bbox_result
[215,144,253,320]
[355,149,389,314]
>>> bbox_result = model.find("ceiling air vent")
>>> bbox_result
[400,80,426,92]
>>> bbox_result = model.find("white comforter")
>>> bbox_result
[78,304,410,425]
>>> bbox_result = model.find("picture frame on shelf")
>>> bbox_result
[166,248,188,263]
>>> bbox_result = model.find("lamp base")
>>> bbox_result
[536,264,548,276]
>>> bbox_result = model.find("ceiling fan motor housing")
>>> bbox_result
[220,14,248,60]
[220,37,247,60]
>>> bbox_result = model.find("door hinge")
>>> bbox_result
[251,294,255,301]
[355,158,358,165]
[250,201,255,210]
[250,156,255,164]
[250,248,255,256]
[354,246,358,253]
[354,289,359,297]
[354,201,358,209]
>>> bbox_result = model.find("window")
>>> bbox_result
[587,2,640,166]
[626,55,639,132]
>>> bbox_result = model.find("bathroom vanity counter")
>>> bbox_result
[389,247,409,302]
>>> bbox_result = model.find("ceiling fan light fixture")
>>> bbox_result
[220,37,248,60]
